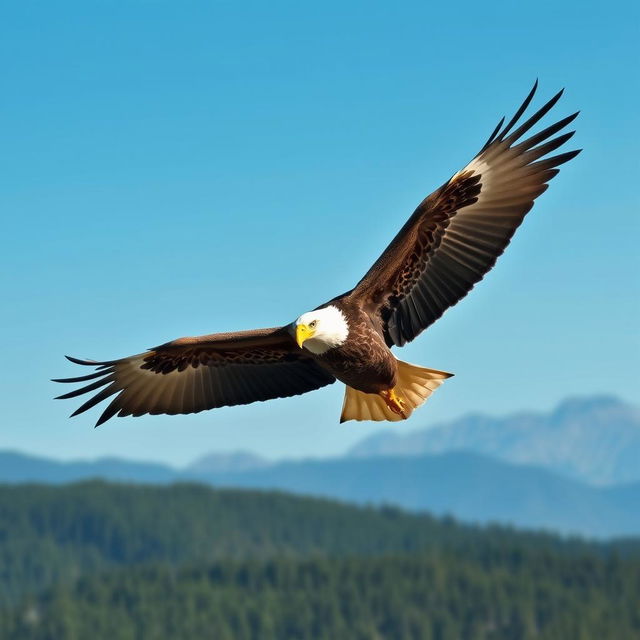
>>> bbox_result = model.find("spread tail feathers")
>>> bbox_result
[340,360,452,423]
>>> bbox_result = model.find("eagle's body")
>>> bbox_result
[310,301,396,394]
[55,83,580,425]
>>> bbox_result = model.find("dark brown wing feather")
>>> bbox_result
[349,82,581,346]
[53,327,335,426]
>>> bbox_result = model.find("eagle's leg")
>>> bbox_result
[380,388,407,419]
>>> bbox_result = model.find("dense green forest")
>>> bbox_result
[4,552,639,640]
[1,482,638,639]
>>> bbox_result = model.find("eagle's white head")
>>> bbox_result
[293,305,349,354]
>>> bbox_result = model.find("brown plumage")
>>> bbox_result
[55,329,335,427]
[55,82,580,425]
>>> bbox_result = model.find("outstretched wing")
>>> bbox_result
[54,326,335,426]
[350,82,581,347]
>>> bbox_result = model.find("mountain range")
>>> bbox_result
[2,395,638,538]
[349,395,640,486]
[1,448,638,538]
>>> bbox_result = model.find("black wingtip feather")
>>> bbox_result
[95,396,127,427]
[528,131,576,160]
[65,355,116,367]
[65,355,97,365]
[69,384,119,418]
[503,88,566,146]
[481,83,577,157]
[534,149,582,170]
[54,377,113,401]
[498,80,539,141]
[481,116,505,152]
[52,369,111,384]
[516,112,580,153]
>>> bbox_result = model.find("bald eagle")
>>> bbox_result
[55,83,580,425]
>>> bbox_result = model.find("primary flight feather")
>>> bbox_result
[55,82,580,425]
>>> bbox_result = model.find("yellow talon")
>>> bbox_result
[380,388,407,419]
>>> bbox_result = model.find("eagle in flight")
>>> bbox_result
[55,82,580,425]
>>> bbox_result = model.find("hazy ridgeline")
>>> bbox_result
[4,397,639,539]
[1,482,639,639]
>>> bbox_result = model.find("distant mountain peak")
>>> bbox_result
[551,395,633,421]
[348,395,640,486]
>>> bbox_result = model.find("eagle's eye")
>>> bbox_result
[309,320,317,328]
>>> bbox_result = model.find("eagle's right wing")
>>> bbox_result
[54,326,335,426]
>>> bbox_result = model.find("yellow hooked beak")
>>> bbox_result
[295,324,316,348]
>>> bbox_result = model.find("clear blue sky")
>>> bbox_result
[1,1,638,466]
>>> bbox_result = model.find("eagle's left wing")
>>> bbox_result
[349,82,580,347]
[54,326,335,426]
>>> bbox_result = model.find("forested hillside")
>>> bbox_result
[3,481,611,605]
[1,482,638,639]
[4,450,639,537]
[4,552,639,640]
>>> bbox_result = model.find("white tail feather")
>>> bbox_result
[339,360,452,423]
